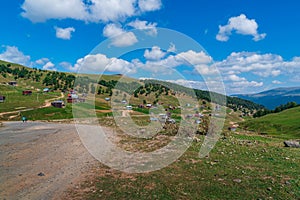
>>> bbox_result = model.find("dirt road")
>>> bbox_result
[0,121,96,200]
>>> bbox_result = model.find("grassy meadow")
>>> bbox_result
[240,106,300,139]
[67,132,300,199]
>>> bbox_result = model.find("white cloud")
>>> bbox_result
[55,26,75,40]
[216,52,285,77]
[167,43,176,52]
[42,61,57,71]
[272,80,283,84]
[216,14,266,42]
[88,0,137,22]
[224,74,263,93]
[144,46,166,60]
[195,64,218,75]
[176,50,212,65]
[0,46,31,66]
[66,53,134,73]
[138,0,162,12]
[227,74,246,82]
[21,0,163,23]
[166,79,207,90]
[127,19,157,36]
[103,23,138,47]
[35,58,49,65]
[21,0,88,23]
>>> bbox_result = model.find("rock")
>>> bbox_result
[284,140,300,148]
[233,179,242,183]
[37,172,45,176]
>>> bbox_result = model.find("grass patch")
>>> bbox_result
[240,107,300,139]
[68,134,300,200]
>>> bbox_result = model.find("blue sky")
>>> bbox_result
[0,0,300,94]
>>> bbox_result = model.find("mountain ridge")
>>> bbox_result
[233,87,300,109]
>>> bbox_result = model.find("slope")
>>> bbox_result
[240,106,300,139]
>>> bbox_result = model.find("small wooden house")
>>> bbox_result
[22,90,32,95]
[229,125,238,132]
[51,100,65,108]
[43,88,50,92]
[8,81,17,86]
[0,96,5,103]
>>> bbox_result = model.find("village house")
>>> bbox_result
[43,88,50,92]
[51,100,65,108]
[67,93,85,103]
[22,90,32,95]
[8,81,17,86]
[229,125,238,132]
[0,95,5,103]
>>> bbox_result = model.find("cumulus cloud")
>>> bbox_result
[127,19,158,36]
[55,26,75,40]
[21,0,88,23]
[144,46,166,60]
[216,14,266,42]
[216,52,285,77]
[21,0,162,23]
[272,80,283,84]
[103,23,138,47]
[166,79,207,90]
[65,53,134,73]
[176,50,212,65]
[42,61,57,71]
[0,46,31,66]
[213,51,300,93]
[167,43,176,52]
[35,58,49,65]
[138,0,162,12]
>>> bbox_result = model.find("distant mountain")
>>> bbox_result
[233,87,300,109]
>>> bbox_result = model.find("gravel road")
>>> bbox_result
[0,121,96,200]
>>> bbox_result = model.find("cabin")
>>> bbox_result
[166,118,176,124]
[67,97,75,103]
[22,90,32,95]
[195,119,201,124]
[43,88,50,93]
[146,103,152,108]
[150,117,158,121]
[229,125,238,132]
[105,97,110,101]
[126,105,132,110]
[0,96,5,103]
[51,100,65,108]
[8,81,17,86]
[67,97,85,103]
[67,93,85,103]
[138,104,145,108]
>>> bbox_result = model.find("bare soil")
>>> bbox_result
[0,121,97,200]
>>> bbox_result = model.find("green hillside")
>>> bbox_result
[240,106,300,139]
